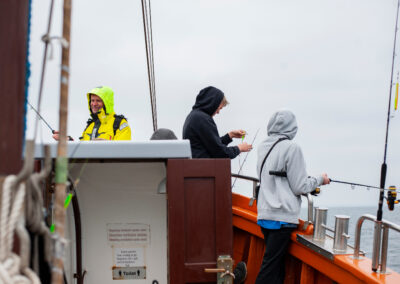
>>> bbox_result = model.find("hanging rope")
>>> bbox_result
[0,141,53,283]
[141,0,158,131]
[0,176,40,284]
[25,147,53,263]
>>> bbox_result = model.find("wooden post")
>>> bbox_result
[0,0,30,174]
[52,0,71,283]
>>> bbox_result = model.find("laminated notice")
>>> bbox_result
[114,247,144,267]
[107,223,150,245]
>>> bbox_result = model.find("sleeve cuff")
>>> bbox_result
[316,175,324,186]
[221,133,233,144]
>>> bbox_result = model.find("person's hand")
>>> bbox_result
[52,131,60,141]
[322,173,330,185]
[238,142,252,152]
[229,129,246,139]
[52,131,74,141]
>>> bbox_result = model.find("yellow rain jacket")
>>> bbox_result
[80,86,131,141]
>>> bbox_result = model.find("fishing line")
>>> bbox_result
[236,131,246,172]
[231,128,260,189]
[237,152,241,177]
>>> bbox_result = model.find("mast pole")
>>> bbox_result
[52,0,72,283]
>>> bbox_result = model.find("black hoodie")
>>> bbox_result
[182,86,240,159]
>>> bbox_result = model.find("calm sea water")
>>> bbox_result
[300,206,400,273]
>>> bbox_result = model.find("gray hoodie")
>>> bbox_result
[256,110,324,224]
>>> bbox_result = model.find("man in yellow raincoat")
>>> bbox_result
[53,86,131,141]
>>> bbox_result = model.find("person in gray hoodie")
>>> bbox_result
[255,109,330,284]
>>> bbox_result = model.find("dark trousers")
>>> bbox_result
[255,227,294,284]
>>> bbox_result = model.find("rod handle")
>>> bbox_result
[269,171,287,177]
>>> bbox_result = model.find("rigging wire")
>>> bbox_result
[141,0,158,132]
[32,0,55,142]
[148,0,157,127]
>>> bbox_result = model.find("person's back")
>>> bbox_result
[256,110,319,223]
[255,109,329,284]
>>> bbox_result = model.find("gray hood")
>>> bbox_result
[267,109,298,140]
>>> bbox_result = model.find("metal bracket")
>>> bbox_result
[204,255,234,284]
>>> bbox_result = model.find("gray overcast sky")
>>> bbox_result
[27,0,400,207]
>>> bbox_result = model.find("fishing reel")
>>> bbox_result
[311,187,321,196]
[386,186,399,211]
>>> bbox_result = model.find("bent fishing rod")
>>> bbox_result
[28,101,74,141]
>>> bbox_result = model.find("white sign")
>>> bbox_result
[112,267,146,280]
[115,247,144,267]
[107,223,150,245]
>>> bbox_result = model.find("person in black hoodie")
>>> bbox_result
[183,86,252,158]
[183,86,250,283]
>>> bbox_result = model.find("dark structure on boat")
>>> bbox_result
[0,0,30,175]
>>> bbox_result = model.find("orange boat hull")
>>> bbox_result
[232,193,400,284]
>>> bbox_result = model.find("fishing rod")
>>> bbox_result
[377,0,400,222]
[269,171,395,191]
[270,171,400,207]
[28,101,54,133]
[330,179,400,210]
[329,179,388,191]
[28,101,73,141]
[231,128,260,189]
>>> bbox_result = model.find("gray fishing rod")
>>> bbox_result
[28,101,74,141]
